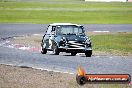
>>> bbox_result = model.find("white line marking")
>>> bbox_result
[93,31,110,33]
[33,34,42,36]
[1,64,75,75]
[32,67,74,74]
[110,57,113,58]
[19,46,30,50]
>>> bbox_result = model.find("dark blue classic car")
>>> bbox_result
[41,23,92,57]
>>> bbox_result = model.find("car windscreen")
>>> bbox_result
[56,25,84,35]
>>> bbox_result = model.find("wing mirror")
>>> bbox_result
[79,26,85,33]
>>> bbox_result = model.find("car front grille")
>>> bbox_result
[66,41,85,48]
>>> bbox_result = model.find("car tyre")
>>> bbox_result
[53,45,60,55]
[41,48,47,54]
[85,50,92,57]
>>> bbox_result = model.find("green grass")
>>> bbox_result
[0,1,132,24]
[90,33,132,55]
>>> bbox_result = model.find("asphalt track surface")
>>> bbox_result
[0,24,132,38]
[0,24,132,75]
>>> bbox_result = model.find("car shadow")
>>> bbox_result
[63,55,74,56]
[47,53,92,57]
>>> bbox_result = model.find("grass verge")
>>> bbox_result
[90,32,132,56]
[0,1,132,24]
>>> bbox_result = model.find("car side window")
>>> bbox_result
[52,26,56,31]
[46,26,52,35]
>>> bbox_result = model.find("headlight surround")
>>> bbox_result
[59,37,66,46]
[85,38,91,45]
[61,37,66,42]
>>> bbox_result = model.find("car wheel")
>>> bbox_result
[85,50,92,57]
[76,75,86,85]
[41,48,47,54]
[53,45,60,55]
[71,52,77,56]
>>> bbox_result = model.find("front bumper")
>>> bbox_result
[58,46,92,53]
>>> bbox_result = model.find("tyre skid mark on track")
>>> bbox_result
[0,40,41,52]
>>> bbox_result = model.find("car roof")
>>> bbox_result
[49,23,81,26]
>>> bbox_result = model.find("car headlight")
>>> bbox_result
[60,37,66,46]
[60,37,66,42]
[85,38,91,45]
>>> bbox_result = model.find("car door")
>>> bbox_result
[43,25,52,49]
[44,25,56,50]
[49,26,56,50]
